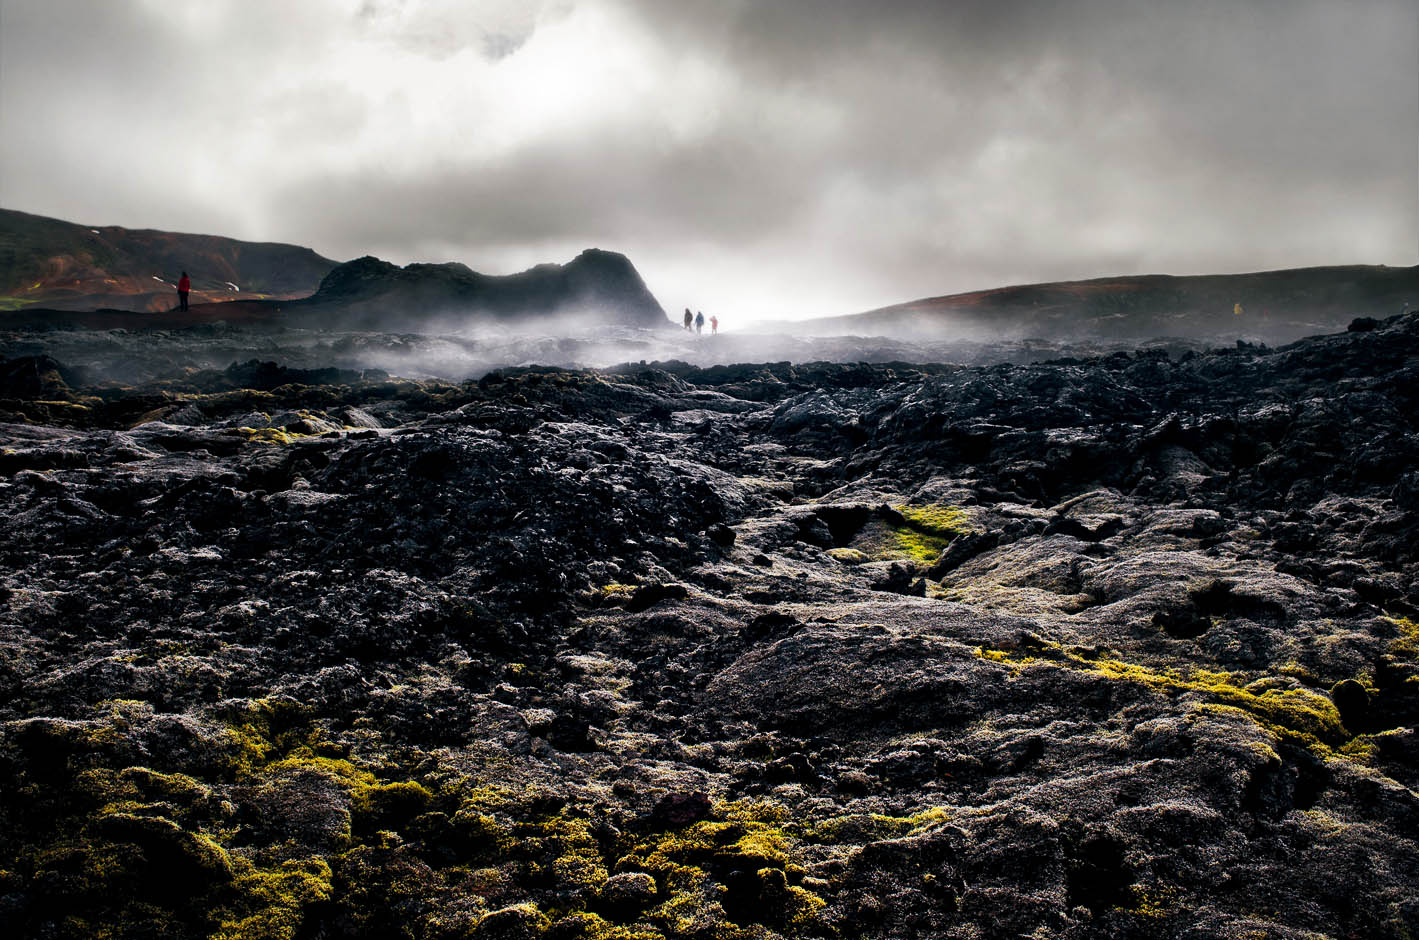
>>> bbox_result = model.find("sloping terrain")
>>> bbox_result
[0,315,1416,938]
[0,208,337,312]
[805,265,1419,344]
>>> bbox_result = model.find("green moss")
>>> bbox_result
[1276,661,1323,687]
[11,702,861,940]
[265,749,376,790]
[3,701,496,940]
[841,504,975,564]
[1384,615,1419,658]
[548,910,664,940]
[1116,884,1175,919]
[212,857,333,940]
[450,808,515,859]
[24,808,237,938]
[891,504,974,562]
[471,902,552,937]
[976,641,1352,757]
[1336,735,1379,762]
[612,801,824,935]
[717,800,790,825]
[331,842,449,939]
[235,426,310,446]
[115,767,210,805]
[800,805,953,845]
[896,504,973,536]
[220,699,329,780]
[513,811,608,895]
[352,781,433,834]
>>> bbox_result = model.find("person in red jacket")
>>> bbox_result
[177,272,191,312]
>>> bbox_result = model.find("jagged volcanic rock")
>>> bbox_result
[1,315,1417,938]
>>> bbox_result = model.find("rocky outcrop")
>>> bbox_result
[0,315,1417,938]
[293,248,670,332]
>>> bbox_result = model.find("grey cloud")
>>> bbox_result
[354,0,550,60]
[0,0,1413,321]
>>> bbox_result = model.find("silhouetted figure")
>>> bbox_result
[710,315,718,335]
[177,271,191,312]
[695,311,705,334]
[683,308,693,331]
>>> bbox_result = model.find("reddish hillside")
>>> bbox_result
[0,208,337,312]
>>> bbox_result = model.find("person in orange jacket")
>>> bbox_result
[177,271,191,312]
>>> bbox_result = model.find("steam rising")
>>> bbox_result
[2,320,1234,390]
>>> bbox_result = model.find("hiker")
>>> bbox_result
[177,271,191,312]
[695,311,705,334]
[683,308,693,331]
[710,315,718,335]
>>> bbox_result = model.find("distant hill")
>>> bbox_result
[798,265,1419,343]
[0,208,337,312]
[0,209,670,332]
[285,249,670,331]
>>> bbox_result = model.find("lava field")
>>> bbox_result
[1,315,1417,939]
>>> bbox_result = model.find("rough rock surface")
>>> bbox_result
[2,314,1417,939]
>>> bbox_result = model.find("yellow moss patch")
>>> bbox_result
[598,583,638,601]
[843,504,974,564]
[613,801,824,935]
[1384,615,1419,658]
[1277,661,1320,685]
[896,504,973,536]
[548,911,664,940]
[802,804,956,844]
[235,427,310,446]
[458,782,526,813]
[1336,736,1379,762]
[1117,885,1175,919]
[973,646,1038,673]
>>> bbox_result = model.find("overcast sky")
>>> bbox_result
[2,0,1415,322]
